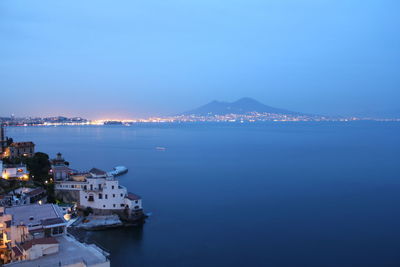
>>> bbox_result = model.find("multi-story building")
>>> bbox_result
[0,204,65,264]
[0,207,30,263]
[5,204,67,239]
[50,153,71,181]
[55,168,144,222]
[5,142,35,159]
[0,205,110,266]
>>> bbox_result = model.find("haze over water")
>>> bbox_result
[8,122,400,266]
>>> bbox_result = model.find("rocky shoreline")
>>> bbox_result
[71,213,147,231]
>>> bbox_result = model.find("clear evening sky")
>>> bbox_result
[1,0,399,119]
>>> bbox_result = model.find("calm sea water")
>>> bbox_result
[7,122,400,267]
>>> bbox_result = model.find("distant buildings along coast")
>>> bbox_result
[1,98,399,125]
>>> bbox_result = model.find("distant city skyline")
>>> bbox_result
[1,0,400,119]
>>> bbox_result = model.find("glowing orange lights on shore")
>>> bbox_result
[1,173,30,181]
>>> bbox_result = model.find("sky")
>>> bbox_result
[1,0,399,119]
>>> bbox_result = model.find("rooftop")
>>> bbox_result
[9,142,35,148]
[51,165,70,171]
[5,204,65,228]
[89,168,107,176]
[20,237,58,251]
[24,188,46,197]
[5,235,109,267]
[127,192,141,201]
[2,163,27,168]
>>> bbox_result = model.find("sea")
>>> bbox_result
[7,122,400,267]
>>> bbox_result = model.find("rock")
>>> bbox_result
[76,215,123,230]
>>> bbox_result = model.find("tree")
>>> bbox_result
[46,183,56,203]
[6,137,13,146]
[25,152,51,183]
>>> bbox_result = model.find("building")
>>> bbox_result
[50,153,71,181]
[5,142,35,159]
[1,164,29,180]
[22,188,47,205]
[1,204,65,264]
[5,204,67,239]
[0,188,46,207]
[4,235,110,267]
[0,206,30,264]
[55,168,144,222]
[89,168,107,178]
[0,205,110,266]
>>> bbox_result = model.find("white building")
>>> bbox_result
[5,235,110,267]
[50,153,71,181]
[0,205,110,266]
[1,164,29,180]
[5,204,67,238]
[1,187,47,206]
[55,168,143,220]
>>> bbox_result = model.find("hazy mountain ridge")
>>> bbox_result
[181,97,305,116]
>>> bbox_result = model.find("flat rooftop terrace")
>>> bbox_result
[5,204,64,227]
[5,235,110,267]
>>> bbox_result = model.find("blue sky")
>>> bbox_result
[1,0,399,119]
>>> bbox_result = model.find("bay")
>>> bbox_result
[7,122,400,266]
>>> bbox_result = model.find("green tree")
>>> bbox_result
[46,183,56,203]
[25,152,51,183]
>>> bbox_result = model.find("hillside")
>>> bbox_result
[181,97,303,116]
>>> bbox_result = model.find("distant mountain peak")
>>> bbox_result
[181,98,304,116]
[234,97,259,103]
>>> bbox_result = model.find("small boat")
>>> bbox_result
[155,147,166,151]
[107,166,128,176]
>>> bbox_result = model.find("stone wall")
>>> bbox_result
[55,190,80,204]
[78,206,145,223]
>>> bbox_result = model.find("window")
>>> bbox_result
[90,184,93,190]
[84,185,87,190]
[29,216,34,221]
[135,200,138,204]
[52,226,64,235]
[134,205,140,210]
[113,194,115,198]
[113,204,116,208]
[120,204,125,207]
[99,184,102,190]
[103,205,106,208]
[112,186,114,189]
[105,194,108,199]
[88,195,94,202]
[99,193,103,199]
[120,194,123,197]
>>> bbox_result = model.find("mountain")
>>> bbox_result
[181,97,304,116]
